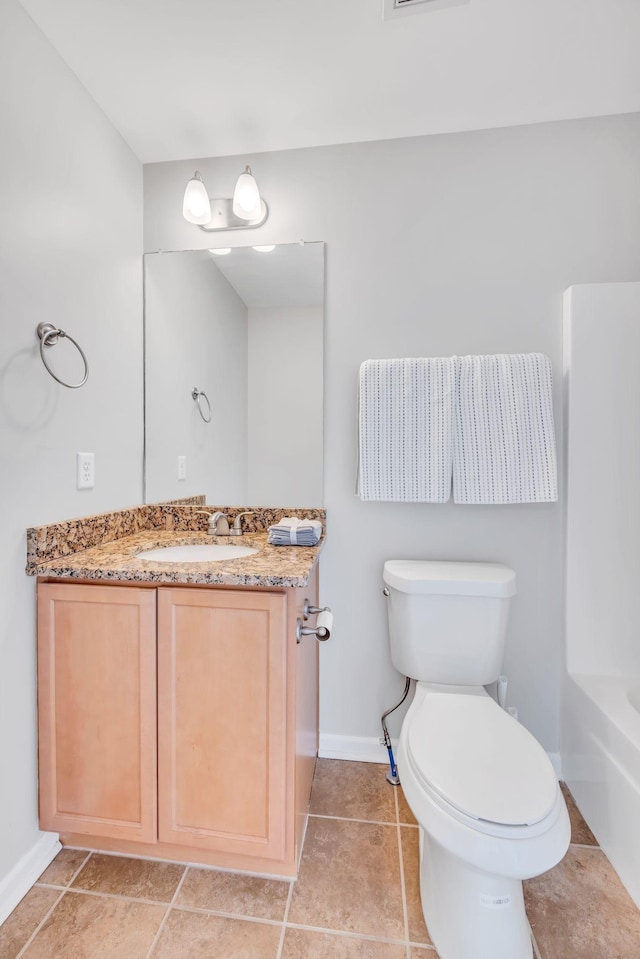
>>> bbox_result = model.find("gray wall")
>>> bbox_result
[145,251,248,504]
[144,115,640,758]
[0,0,142,887]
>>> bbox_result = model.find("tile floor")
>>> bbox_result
[2,762,640,959]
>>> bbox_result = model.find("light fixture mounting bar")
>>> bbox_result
[199,198,269,232]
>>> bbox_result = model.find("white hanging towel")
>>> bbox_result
[453,353,558,504]
[357,357,457,502]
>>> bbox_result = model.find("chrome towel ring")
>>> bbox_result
[192,387,212,423]
[36,323,89,389]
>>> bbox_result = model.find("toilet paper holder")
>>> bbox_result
[303,599,329,620]
[297,601,333,643]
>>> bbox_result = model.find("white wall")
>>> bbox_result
[145,114,640,759]
[0,0,142,891]
[564,282,640,677]
[247,307,323,505]
[145,251,248,504]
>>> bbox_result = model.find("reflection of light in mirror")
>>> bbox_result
[253,245,276,253]
[208,248,231,256]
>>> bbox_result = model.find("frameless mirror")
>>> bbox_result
[144,242,324,506]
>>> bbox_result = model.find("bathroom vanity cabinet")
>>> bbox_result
[36,573,319,877]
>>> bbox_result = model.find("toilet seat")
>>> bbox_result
[405,688,557,830]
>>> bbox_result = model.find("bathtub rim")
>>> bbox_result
[562,671,640,908]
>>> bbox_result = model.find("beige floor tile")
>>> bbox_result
[288,817,404,940]
[176,867,289,920]
[560,783,598,847]
[151,907,281,959]
[524,846,640,959]
[281,927,407,958]
[20,891,165,959]
[0,886,59,959]
[37,849,88,886]
[397,788,418,826]
[71,853,184,902]
[5,759,635,959]
[309,760,396,823]
[400,827,431,945]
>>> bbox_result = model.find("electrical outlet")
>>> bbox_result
[76,452,95,489]
[177,455,187,480]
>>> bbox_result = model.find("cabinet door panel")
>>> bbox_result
[37,584,157,842]
[158,588,287,859]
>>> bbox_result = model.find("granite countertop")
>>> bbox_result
[33,529,324,588]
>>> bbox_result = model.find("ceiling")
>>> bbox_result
[18,0,640,165]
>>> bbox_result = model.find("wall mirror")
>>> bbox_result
[144,242,324,506]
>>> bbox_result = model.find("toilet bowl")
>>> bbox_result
[383,560,570,959]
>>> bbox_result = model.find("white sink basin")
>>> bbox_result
[137,544,259,563]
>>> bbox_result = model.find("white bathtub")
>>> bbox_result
[562,673,640,907]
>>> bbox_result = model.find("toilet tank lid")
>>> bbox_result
[383,560,516,597]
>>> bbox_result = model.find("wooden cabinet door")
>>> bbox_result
[157,587,288,860]
[37,583,157,842]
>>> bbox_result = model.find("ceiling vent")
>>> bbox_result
[382,0,469,19]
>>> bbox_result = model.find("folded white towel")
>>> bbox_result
[269,517,322,532]
[357,357,456,502]
[453,353,558,504]
[268,517,322,546]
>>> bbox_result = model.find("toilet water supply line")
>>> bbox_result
[380,676,411,786]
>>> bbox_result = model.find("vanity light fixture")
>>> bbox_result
[182,167,268,232]
[253,245,276,253]
[183,172,212,225]
[208,248,231,256]
[232,166,261,220]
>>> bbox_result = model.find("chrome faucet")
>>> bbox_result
[229,511,254,536]
[209,511,230,535]
[197,510,230,536]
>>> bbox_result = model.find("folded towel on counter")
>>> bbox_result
[356,357,457,502]
[268,517,322,546]
[453,353,558,504]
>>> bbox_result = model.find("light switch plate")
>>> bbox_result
[177,455,187,480]
[77,452,95,489]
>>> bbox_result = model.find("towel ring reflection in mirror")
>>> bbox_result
[36,322,89,389]
[192,387,212,423]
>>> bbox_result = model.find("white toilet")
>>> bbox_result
[383,559,570,959]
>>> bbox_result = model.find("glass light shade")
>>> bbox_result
[253,245,276,252]
[183,172,212,225]
[209,248,231,255]
[232,166,261,220]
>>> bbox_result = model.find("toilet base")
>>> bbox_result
[419,829,533,959]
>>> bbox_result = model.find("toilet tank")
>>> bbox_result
[383,560,517,685]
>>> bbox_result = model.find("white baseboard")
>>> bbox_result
[318,734,397,764]
[0,832,61,926]
[319,734,563,781]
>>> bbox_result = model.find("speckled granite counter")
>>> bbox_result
[27,502,325,588]
[32,529,322,588]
